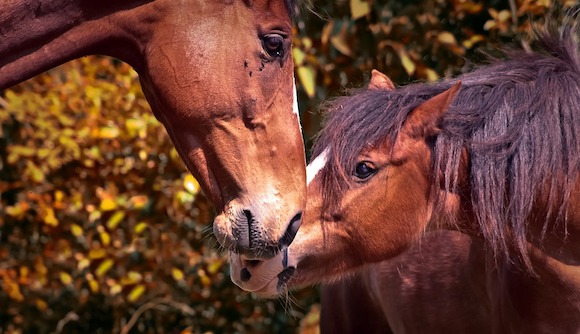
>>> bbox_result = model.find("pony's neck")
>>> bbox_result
[0,0,155,90]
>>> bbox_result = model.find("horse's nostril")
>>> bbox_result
[240,268,252,282]
[279,212,302,247]
[243,209,256,249]
[243,209,254,224]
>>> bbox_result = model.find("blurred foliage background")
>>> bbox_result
[0,0,568,333]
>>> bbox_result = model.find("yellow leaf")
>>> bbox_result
[9,145,36,158]
[37,148,51,159]
[35,299,48,311]
[302,37,313,50]
[42,207,58,227]
[134,222,148,234]
[483,20,497,31]
[207,259,224,275]
[125,118,145,131]
[121,271,143,285]
[172,268,184,281]
[59,272,73,285]
[110,283,122,295]
[292,48,306,66]
[27,161,45,183]
[54,190,65,203]
[78,258,90,271]
[6,201,28,219]
[350,0,370,20]
[462,34,486,49]
[497,10,511,22]
[100,197,117,211]
[70,224,84,237]
[297,65,317,98]
[99,231,111,246]
[88,279,99,293]
[437,32,457,45]
[183,174,200,195]
[88,248,107,260]
[106,211,125,230]
[19,266,29,281]
[176,191,194,205]
[397,49,416,76]
[98,126,119,139]
[459,1,484,14]
[95,259,114,277]
[2,278,24,302]
[128,284,146,302]
[302,304,321,327]
[200,275,211,287]
[424,68,439,82]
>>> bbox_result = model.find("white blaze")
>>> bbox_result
[293,79,300,117]
[306,148,329,185]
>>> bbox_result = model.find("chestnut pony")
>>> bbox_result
[1,0,306,285]
[238,18,580,332]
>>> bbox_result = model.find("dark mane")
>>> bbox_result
[313,18,580,269]
[286,0,296,19]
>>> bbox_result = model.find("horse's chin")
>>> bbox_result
[229,249,295,298]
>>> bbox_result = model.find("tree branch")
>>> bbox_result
[121,297,195,334]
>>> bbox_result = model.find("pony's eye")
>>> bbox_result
[353,162,376,180]
[262,34,285,58]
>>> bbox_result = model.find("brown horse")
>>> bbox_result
[1,0,306,279]
[237,17,580,332]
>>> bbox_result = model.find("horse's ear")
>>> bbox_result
[369,69,395,91]
[392,81,461,161]
[401,81,461,139]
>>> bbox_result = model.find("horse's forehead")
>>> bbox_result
[249,0,293,17]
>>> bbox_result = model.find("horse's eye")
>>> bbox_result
[262,34,285,58]
[353,162,376,180]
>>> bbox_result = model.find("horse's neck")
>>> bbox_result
[487,245,580,333]
[0,0,154,90]
[487,183,580,333]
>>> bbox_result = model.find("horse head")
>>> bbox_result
[129,1,306,265]
[231,70,462,296]
[0,0,306,271]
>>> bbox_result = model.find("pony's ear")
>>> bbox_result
[392,81,461,161]
[369,69,395,91]
[401,81,461,139]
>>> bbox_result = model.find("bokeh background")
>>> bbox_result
[0,0,571,333]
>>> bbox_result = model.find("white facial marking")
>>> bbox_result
[293,79,300,117]
[307,148,328,185]
[292,79,305,135]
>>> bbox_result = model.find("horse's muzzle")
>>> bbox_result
[213,203,302,260]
